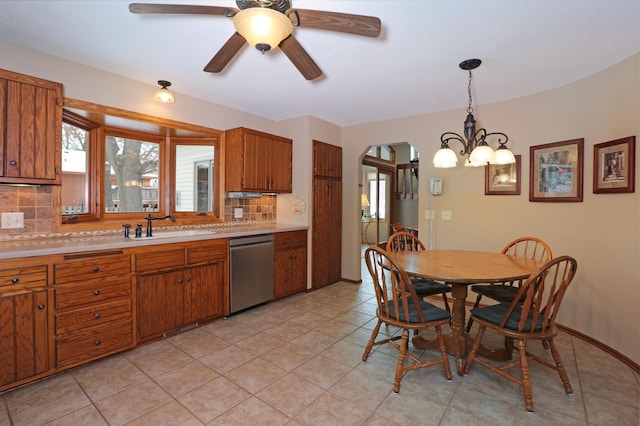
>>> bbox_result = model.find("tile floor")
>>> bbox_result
[1,273,638,425]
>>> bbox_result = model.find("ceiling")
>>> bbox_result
[1,1,639,127]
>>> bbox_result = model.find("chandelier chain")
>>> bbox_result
[467,70,473,114]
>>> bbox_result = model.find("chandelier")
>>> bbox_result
[433,59,515,168]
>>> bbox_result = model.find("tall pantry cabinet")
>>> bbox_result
[312,140,342,289]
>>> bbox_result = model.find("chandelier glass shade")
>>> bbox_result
[433,59,515,168]
[233,7,293,52]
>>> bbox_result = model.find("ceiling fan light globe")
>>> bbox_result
[154,88,175,103]
[433,148,458,168]
[233,7,292,51]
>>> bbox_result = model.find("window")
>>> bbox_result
[104,131,162,213]
[58,100,222,231]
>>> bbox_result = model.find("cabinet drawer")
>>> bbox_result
[0,265,47,288]
[54,253,130,284]
[54,277,130,310]
[56,318,132,368]
[55,298,131,335]
[135,248,185,273]
[187,239,228,264]
[290,231,307,248]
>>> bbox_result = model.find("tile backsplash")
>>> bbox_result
[0,185,276,236]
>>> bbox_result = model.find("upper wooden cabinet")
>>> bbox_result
[0,69,62,184]
[313,140,342,178]
[225,127,292,193]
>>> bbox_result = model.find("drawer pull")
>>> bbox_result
[178,279,183,284]
[9,160,17,166]
[95,340,101,346]
[94,313,101,319]
[94,290,101,296]
[38,304,45,310]
[186,277,191,282]
[93,266,100,272]
[11,277,19,284]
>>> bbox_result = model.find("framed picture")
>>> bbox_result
[593,136,635,194]
[529,138,584,202]
[485,155,521,195]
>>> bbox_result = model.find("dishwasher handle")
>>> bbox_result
[229,234,273,247]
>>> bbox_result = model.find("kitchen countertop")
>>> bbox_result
[0,222,308,260]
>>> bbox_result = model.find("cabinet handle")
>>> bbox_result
[178,279,183,284]
[9,160,17,166]
[94,313,101,319]
[11,277,19,284]
[95,340,101,346]
[94,290,101,296]
[186,277,191,282]
[38,304,45,310]
[93,266,100,272]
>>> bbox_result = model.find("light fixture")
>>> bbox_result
[233,7,293,52]
[433,59,515,168]
[361,193,370,217]
[154,80,175,103]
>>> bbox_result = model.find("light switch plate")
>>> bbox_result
[233,208,243,219]
[2,212,24,229]
[424,210,434,220]
[441,210,453,221]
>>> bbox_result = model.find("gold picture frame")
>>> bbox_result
[530,138,584,202]
[593,136,635,194]
[485,155,521,195]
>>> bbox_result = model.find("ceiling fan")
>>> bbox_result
[129,1,382,80]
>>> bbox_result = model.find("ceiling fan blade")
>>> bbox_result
[279,35,322,81]
[129,3,236,16]
[204,32,246,73]
[290,9,381,38]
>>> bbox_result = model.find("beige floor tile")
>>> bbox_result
[294,392,372,426]
[178,376,250,423]
[314,318,359,339]
[375,388,448,426]
[155,360,219,397]
[45,405,108,426]
[71,354,147,401]
[329,369,393,411]
[225,357,288,393]
[208,396,290,425]
[292,354,354,389]
[256,373,325,417]
[260,342,316,371]
[235,331,288,355]
[320,338,369,368]
[201,317,257,342]
[6,373,91,426]
[265,320,313,340]
[126,400,203,426]
[167,328,230,358]
[293,329,341,353]
[583,392,640,426]
[127,344,194,378]
[198,343,256,374]
[95,379,172,426]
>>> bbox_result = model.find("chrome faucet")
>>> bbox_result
[145,214,176,237]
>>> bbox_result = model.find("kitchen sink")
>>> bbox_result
[146,229,217,239]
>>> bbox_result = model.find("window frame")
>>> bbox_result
[54,98,224,233]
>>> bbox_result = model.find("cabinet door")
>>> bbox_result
[0,289,49,387]
[242,131,271,191]
[1,72,61,184]
[313,178,342,288]
[313,141,342,178]
[186,263,224,323]
[290,246,307,294]
[274,248,292,298]
[269,138,292,192]
[137,270,185,340]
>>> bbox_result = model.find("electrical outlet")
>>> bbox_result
[1,212,24,229]
[441,210,453,221]
[424,210,434,220]
[233,208,243,219]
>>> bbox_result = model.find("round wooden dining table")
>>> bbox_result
[391,249,545,374]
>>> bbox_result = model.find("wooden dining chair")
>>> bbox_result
[386,231,451,313]
[463,255,577,412]
[362,246,452,392]
[466,237,552,333]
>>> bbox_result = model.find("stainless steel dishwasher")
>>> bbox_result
[229,234,274,314]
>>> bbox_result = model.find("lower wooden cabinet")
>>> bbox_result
[135,239,227,342]
[0,287,50,388]
[274,230,308,299]
[53,251,133,369]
